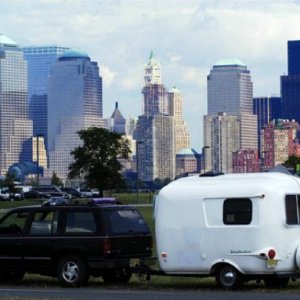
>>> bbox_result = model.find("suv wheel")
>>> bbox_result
[102,267,132,284]
[57,255,89,287]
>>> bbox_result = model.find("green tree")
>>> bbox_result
[68,127,131,196]
[283,155,300,174]
[51,171,64,187]
[1,173,17,193]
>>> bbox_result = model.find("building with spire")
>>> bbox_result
[0,33,33,175]
[142,51,168,116]
[47,48,104,179]
[135,52,175,182]
[108,102,126,134]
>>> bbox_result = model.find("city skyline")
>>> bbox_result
[1,0,300,150]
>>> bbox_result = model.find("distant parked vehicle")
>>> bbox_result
[31,185,70,199]
[10,188,24,201]
[77,188,93,198]
[43,197,68,206]
[61,188,82,198]
[24,190,51,200]
[0,188,10,201]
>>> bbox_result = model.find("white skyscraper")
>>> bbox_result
[135,52,175,181]
[48,49,104,179]
[204,113,240,174]
[168,87,190,154]
[142,52,168,116]
[0,33,33,175]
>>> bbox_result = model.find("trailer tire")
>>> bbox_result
[215,265,243,289]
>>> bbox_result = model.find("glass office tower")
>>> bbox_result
[48,49,104,179]
[281,40,300,123]
[23,46,69,153]
[0,33,33,175]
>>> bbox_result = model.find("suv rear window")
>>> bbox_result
[104,209,149,235]
[64,211,97,234]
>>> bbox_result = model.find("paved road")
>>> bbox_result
[1,287,300,300]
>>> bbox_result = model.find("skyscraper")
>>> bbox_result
[47,48,104,179]
[108,102,126,134]
[207,59,253,116]
[205,59,257,173]
[142,51,168,116]
[288,40,300,76]
[253,96,282,152]
[168,87,190,154]
[281,40,300,124]
[0,33,33,175]
[23,46,69,154]
[204,113,240,174]
[135,52,175,182]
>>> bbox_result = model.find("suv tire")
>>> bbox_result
[102,267,132,284]
[57,255,89,287]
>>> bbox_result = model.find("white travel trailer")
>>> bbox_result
[154,172,300,288]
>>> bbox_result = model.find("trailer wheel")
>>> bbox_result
[215,265,243,289]
[102,267,132,284]
[264,276,289,288]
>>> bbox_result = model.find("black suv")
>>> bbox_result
[0,203,152,287]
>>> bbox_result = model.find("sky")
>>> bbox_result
[1,0,300,151]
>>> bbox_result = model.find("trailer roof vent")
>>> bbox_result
[199,171,224,177]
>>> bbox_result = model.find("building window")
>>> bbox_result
[223,198,252,225]
[285,194,300,225]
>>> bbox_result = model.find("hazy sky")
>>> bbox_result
[1,0,300,150]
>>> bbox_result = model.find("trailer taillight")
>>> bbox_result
[268,249,276,259]
[103,238,111,254]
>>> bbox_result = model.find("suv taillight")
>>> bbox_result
[103,238,111,255]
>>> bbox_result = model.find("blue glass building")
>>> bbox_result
[253,96,282,153]
[23,46,69,152]
[281,40,300,123]
[288,40,300,76]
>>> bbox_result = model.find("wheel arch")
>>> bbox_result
[52,248,88,266]
[210,260,244,275]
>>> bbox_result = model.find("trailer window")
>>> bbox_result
[285,195,300,225]
[223,198,252,225]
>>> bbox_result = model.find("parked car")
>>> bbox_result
[77,188,93,198]
[61,188,82,198]
[0,188,10,201]
[24,190,51,199]
[31,185,71,199]
[10,189,24,201]
[43,197,69,206]
[0,202,152,287]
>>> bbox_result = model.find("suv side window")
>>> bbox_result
[64,211,97,234]
[29,210,58,235]
[0,211,29,235]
